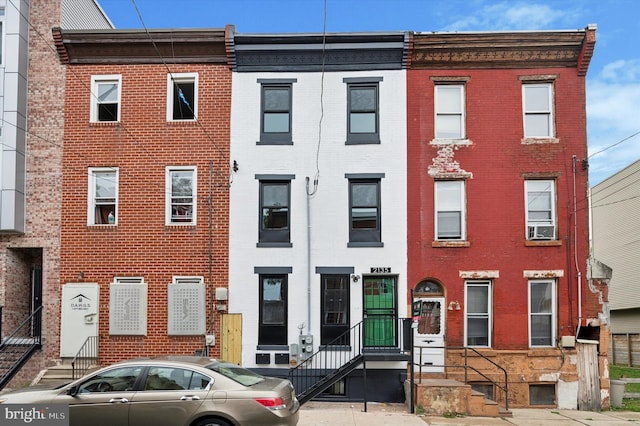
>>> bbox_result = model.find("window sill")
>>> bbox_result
[525,240,562,247]
[432,240,470,248]
[165,223,196,228]
[347,241,384,248]
[89,121,120,126]
[166,120,198,125]
[430,138,472,146]
[256,140,294,146]
[87,224,117,229]
[257,242,293,248]
[521,137,559,145]
[345,139,381,145]
[257,345,289,351]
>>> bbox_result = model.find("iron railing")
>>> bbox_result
[290,316,410,406]
[414,344,509,410]
[0,306,43,389]
[71,335,99,379]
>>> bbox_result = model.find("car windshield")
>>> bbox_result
[207,363,265,386]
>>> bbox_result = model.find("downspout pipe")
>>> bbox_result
[572,156,583,332]
[306,177,312,333]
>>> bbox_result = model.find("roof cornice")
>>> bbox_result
[52,27,228,65]
[411,26,596,73]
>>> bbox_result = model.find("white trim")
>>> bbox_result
[528,279,556,347]
[435,84,465,139]
[464,280,492,348]
[166,72,198,121]
[87,167,118,226]
[435,180,466,240]
[90,74,122,122]
[165,166,197,226]
[522,83,554,138]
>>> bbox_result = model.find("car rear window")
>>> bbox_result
[207,363,265,386]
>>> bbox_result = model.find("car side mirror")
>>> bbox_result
[67,385,79,396]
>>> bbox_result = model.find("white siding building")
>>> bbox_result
[228,30,410,401]
[591,159,640,333]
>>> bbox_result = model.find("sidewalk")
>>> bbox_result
[298,402,640,425]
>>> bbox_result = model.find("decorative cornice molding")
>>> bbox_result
[53,27,228,65]
[411,28,595,71]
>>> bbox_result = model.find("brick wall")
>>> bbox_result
[0,0,65,387]
[60,63,231,364]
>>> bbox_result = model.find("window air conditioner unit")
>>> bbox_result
[528,225,555,240]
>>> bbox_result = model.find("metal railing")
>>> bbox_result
[414,345,509,410]
[71,335,99,379]
[0,306,43,389]
[290,316,410,406]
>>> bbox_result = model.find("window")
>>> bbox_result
[258,79,296,144]
[167,73,197,121]
[344,77,382,144]
[435,180,465,240]
[525,180,556,240]
[523,83,554,138]
[166,167,196,225]
[321,275,350,345]
[144,367,212,391]
[78,366,143,393]
[91,75,121,122]
[435,84,465,139]
[529,384,556,405]
[259,275,288,345]
[258,180,291,244]
[465,281,491,347]
[88,168,118,225]
[347,175,383,246]
[529,280,556,347]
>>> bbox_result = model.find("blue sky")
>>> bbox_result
[97,0,640,186]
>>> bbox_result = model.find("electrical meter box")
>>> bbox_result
[299,334,314,358]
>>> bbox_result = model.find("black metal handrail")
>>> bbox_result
[71,335,99,379]
[414,345,509,410]
[290,316,410,406]
[0,306,43,389]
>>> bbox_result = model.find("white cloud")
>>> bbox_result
[445,2,568,31]
[587,63,640,185]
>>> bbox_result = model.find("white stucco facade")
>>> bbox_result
[229,69,407,368]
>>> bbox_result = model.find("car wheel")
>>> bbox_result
[193,418,232,426]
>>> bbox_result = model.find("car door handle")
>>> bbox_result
[180,395,201,401]
[109,398,129,403]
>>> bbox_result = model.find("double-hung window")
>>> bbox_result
[465,281,491,347]
[88,167,118,225]
[91,75,121,122]
[344,77,382,144]
[167,73,197,121]
[522,83,554,138]
[257,175,293,246]
[257,270,289,346]
[529,280,556,347]
[347,174,383,246]
[258,79,296,144]
[435,180,465,240]
[525,180,556,240]
[435,84,465,139]
[166,166,196,225]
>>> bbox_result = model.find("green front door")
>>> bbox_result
[363,276,397,347]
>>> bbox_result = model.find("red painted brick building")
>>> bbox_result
[53,28,231,364]
[406,27,605,409]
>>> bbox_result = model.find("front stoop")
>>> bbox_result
[35,359,99,386]
[408,378,512,418]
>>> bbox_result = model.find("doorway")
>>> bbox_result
[413,279,446,372]
[363,276,397,347]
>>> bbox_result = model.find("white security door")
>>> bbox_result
[413,297,445,373]
[60,283,99,357]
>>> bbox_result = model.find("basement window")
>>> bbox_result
[529,384,556,406]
